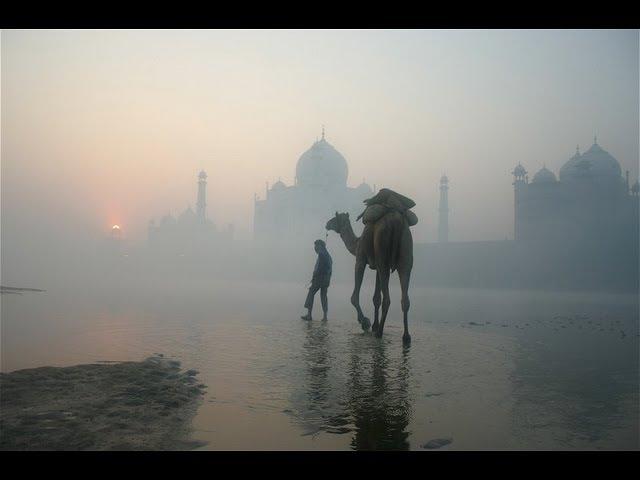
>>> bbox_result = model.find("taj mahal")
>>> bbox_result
[135,129,637,292]
[253,129,374,243]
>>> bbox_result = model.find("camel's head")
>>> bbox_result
[326,211,350,234]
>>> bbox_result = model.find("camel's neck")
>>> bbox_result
[339,222,359,256]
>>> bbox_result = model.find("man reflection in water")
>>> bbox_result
[301,239,332,322]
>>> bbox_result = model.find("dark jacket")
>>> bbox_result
[312,247,332,287]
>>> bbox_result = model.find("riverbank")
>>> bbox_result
[0,355,207,450]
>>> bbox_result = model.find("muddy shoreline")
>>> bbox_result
[0,356,207,450]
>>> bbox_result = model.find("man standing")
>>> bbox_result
[301,239,332,321]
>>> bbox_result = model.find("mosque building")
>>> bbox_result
[253,129,374,243]
[148,170,232,253]
[420,137,638,292]
[512,137,639,246]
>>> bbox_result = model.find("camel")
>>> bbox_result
[325,210,413,344]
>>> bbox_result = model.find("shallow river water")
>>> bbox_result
[2,279,638,450]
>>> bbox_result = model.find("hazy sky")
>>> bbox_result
[2,29,638,246]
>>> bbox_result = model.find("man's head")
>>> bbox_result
[314,239,326,253]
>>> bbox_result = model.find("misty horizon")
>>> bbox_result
[1,27,638,454]
[2,29,638,254]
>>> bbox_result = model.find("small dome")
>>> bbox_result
[198,170,207,179]
[355,181,373,195]
[180,206,194,217]
[440,174,449,184]
[296,135,348,188]
[178,206,197,227]
[532,166,557,184]
[512,163,527,177]
[271,180,286,191]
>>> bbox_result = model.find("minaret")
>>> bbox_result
[512,163,528,241]
[196,170,207,223]
[438,174,449,243]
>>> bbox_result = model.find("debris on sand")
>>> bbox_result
[0,355,207,450]
[421,438,453,449]
[468,322,482,326]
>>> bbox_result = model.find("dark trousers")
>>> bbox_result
[304,283,328,313]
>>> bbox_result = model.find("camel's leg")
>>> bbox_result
[371,270,381,334]
[375,267,391,338]
[351,259,371,331]
[398,266,412,345]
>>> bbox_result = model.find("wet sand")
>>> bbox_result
[0,355,207,450]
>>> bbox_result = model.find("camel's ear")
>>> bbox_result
[335,211,338,217]
[346,212,349,217]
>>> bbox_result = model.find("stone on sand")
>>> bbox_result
[421,438,453,449]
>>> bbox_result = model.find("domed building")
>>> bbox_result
[148,170,232,253]
[254,130,374,242]
[513,137,638,246]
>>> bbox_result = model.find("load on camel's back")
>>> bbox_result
[355,188,417,272]
[356,188,418,227]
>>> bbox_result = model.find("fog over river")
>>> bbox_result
[2,278,637,450]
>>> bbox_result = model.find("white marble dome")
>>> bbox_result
[295,136,348,188]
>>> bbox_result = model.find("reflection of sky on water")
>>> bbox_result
[2,280,637,450]
[509,321,638,449]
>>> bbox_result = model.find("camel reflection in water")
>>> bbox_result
[346,334,412,450]
[291,322,413,450]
